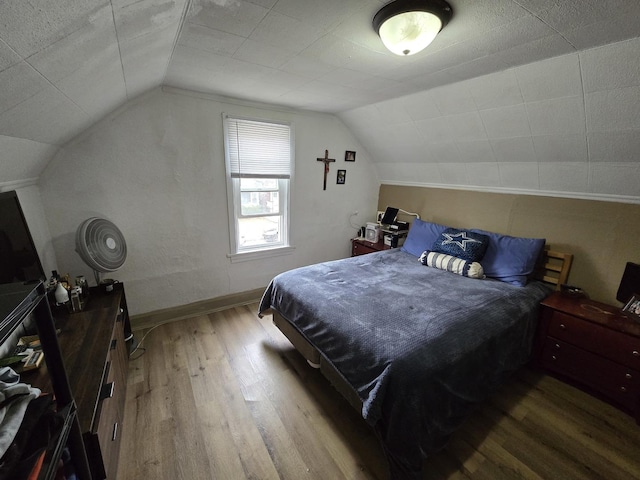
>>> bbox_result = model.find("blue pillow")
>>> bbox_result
[432,228,489,262]
[401,219,449,257]
[471,229,545,286]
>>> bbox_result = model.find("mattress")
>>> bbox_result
[259,248,552,478]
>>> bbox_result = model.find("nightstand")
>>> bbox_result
[351,237,390,256]
[535,292,640,423]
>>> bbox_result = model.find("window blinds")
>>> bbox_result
[226,116,291,179]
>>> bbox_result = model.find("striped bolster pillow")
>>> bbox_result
[419,251,485,279]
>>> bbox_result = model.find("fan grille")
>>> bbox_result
[76,217,127,272]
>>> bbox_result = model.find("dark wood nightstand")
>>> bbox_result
[351,237,390,256]
[535,292,640,423]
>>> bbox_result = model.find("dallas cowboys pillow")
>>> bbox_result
[431,227,489,262]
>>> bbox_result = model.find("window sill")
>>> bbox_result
[227,245,296,263]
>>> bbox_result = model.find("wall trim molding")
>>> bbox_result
[161,86,330,119]
[130,287,266,331]
[380,180,640,205]
[0,178,39,191]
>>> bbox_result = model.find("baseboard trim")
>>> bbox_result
[130,287,266,331]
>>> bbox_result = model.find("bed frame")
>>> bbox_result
[267,247,573,412]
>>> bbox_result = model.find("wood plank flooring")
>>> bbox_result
[117,303,640,480]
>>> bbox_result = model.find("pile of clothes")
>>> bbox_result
[0,367,75,480]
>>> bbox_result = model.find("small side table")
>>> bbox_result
[535,291,640,423]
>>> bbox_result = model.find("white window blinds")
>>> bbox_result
[226,116,291,179]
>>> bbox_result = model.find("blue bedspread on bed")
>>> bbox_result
[258,248,551,479]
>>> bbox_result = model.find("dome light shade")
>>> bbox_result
[373,0,452,56]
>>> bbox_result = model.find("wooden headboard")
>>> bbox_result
[537,248,573,290]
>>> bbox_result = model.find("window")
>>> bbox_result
[223,115,293,257]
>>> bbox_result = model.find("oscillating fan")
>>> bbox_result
[75,217,127,285]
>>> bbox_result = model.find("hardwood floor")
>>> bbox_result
[117,303,640,480]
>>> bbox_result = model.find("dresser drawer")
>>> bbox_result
[96,378,121,479]
[541,337,640,412]
[548,311,640,370]
[88,311,128,479]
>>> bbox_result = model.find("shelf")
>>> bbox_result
[0,282,43,345]
[0,282,91,480]
[38,402,77,480]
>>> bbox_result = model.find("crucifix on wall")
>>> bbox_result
[316,149,335,191]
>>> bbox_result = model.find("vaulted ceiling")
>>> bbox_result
[2,0,640,197]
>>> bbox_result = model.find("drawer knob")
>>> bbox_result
[551,355,557,361]
[633,350,639,357]
[559,324,566,330]
[620,386,627,393]
[625,373,633,379]
[554,343,560,349]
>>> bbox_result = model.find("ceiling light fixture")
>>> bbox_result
[373,0,453,56]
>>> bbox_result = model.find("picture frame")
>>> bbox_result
[345,150,356,162]
[622,294,640,320]
[337,169,346,184]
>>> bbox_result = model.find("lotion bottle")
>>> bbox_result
[54,282,69,305]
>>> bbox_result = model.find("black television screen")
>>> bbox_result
[0,191,45,285]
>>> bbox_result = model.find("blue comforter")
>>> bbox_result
[258,248,551,479]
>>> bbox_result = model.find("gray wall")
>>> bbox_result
[38,89,379,315]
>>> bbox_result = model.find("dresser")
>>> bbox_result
[54,283,132,479]
[535,292,640,423]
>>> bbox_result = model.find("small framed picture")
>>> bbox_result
[345,150,356,162]
[622,294,640,320]
[337,169,346,184]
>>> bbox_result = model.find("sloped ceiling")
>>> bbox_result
[1,0,639,199]
[339,42,640,200]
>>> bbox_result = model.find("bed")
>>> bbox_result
[258,220,572,479]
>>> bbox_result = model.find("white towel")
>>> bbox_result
[0,366,41,459]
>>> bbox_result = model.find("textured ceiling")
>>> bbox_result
[1,0,640,188]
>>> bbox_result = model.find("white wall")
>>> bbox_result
[38,88,379,315]
[0,135,59,188]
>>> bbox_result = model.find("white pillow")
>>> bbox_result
[419,251,485,279]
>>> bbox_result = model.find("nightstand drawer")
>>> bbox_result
[351,238,389,256]
[541,337,640,411]
[353,242,378,256]
[548,311,640,369]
